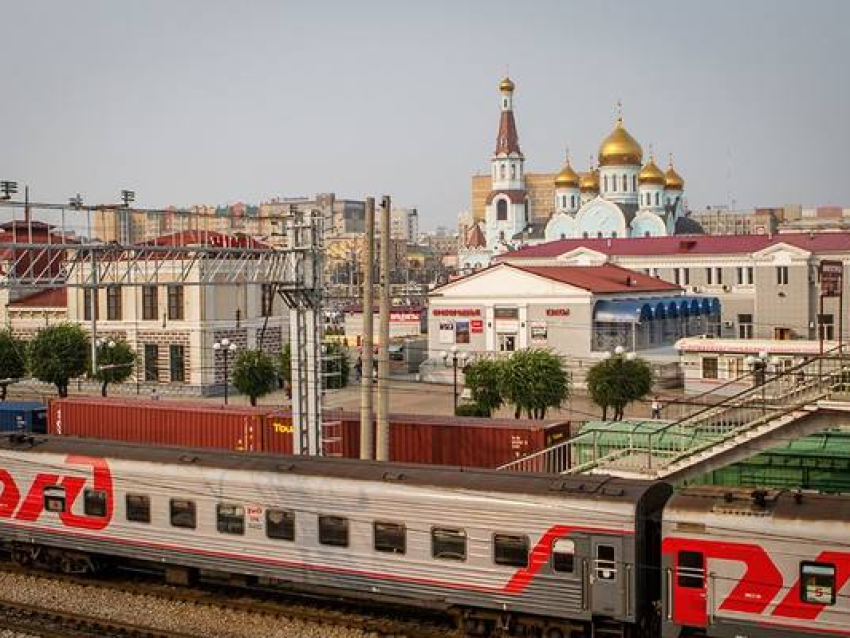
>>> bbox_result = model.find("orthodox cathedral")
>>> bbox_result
[459,77,700,269]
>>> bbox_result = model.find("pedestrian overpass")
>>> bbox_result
[499,347,850,481]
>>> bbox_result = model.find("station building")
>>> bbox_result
[425,263,720,384]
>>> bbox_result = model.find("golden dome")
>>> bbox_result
[598,118,643,166]
[638,157,665,186]
[665,163,685,190]
[499,76,515,93]
[579,169,599,193]
[554,161,580,189]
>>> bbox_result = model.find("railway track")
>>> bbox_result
[0,562,457,638]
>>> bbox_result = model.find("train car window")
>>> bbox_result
[318,515,349,547]
[552,538,575,573]
[494,534,529,568]
[801,562,836,605]
[374,522,406,554]
[595,544,616,580]
[266,509,295,541]
[170,499,196,529]
[83,489,107,517]
[677,551,705,588]
[43,486,66,513]
[126,494,151,523]
[432,527,467,561]
[216,504,245,535]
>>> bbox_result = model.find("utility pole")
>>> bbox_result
[376,195,391,461]
[360,197,375,459]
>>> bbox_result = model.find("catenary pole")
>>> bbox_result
[376,195,391,461]
[360,198,375,459]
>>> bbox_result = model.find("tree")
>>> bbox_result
[28,324,89,397]
[91,339,136,397]
[462,358,505,417]
[0,330,26,401]
[232,349,278,406]
[322,342,350,390]
[586,355,653,421]
[278,342,291,386]
[500,349,571,420]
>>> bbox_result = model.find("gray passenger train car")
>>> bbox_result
[0,436,672,636]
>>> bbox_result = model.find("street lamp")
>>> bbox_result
[441,345,469,414]
[746,350,770,414]
[213,338,238,404]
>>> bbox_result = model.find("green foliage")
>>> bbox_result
[91,339,136,397]
[586,355,654,421]
[232,349,278,406]
[28,324,90,397]
[0,330,26,401]
[278,343,291,385]
[462,358,505,417]
[499,349,571,420]
[454,402,491,418]
[323,342,350,390]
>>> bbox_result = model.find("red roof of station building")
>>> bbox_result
[144,230,269,249]
[8,288,67,308]
[500,232,850,259]
[511,264,681,294]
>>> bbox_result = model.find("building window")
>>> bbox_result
[499,165,506,180]
[126,494,151,523]
[736,267,744,285]
[818,314,835,340]
[632,175,637,191]
[496,199,508,221]
[552,538,575,573]
[777,266,789,285]
[702,357,719,379]
[715,268,723,285]
[144,344,159,382]
[746,267,754,284]
[681,268,690,285]
[800,562,836,605]
[106,285,122,320]
[318,515,349,547]
[604,175,610,192]
[678,551,705,589]
[655,192,660,206]
[167,285,184,321]
[674,269,681,285]
[738,314,754,339]
[83,289,99,321]
[266,509,295,541]
[84,489,107,517]
[494,534,529,568]
[373,522,406,554]
[510,164,516,179]
[169,345,185,383]
[170,499,196,529]
[216,504,245,535]
[142,285,158,321]
[622,174,628,191]
[571,195,576,208]
[706,268,713,285]
[432,527,467,561]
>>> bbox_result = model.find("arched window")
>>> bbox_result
[604,175,609,192]
[597,231,604,238]
[500,165,506,180]
[622,174,628,191]
[571,195,576,208]
[582,231,589,238]
[561,195,567,208]
[497,199,508,221]
[632,175,637,191]
[510,164,516,179]
[644,231,651,237]
[655,192,660,206]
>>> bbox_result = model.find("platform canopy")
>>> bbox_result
[593,296,721,324]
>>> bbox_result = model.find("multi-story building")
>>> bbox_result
[688,207,779,236]
[498,233,850,342]
[390,207,419,243]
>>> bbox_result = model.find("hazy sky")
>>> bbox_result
[2,0,848,229]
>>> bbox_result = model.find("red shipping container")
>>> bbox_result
[49,397,268,452]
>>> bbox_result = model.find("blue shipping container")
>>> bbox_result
[0,402,47,434]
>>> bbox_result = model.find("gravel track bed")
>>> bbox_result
[0,572,377,638]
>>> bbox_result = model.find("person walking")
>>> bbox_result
[651,396,662,419]
[355,355,363,381]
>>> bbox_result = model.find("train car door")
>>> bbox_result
[672,549,707,627]
[591,537,623,617]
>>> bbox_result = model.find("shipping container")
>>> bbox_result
[0,402,48,434]
[48,398,572,469]
[49,397,266,452]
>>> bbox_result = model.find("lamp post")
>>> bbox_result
[213,338,238,405]
[441,345,469,414]
[745,350,770,414]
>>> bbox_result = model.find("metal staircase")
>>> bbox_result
[499,347,850,480]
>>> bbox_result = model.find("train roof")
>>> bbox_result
[667,485,850,525]
[0,434,665,505]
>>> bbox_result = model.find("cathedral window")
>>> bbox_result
[571,195,576,208]
[497,199,508,221]
[500,165,506,180]
[511,164,516,179]
[622,175,628,192]
[655,192,660,206]
[597,231,603,238]
[561,196,567,208]
[632,175,637,191]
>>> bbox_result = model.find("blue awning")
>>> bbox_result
[594,296,721,324]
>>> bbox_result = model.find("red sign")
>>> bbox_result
[432,308,481,317]
[470,319,484,333]
[820,260,843,298]
[390,312,420,322]
[546,308,571,317]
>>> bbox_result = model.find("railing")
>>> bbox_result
[499,345,850,476]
